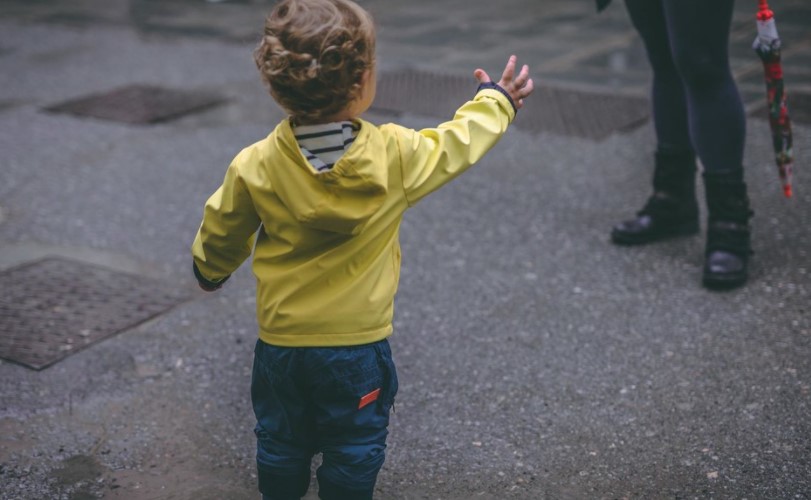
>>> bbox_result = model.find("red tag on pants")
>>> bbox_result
[358,388,381,409]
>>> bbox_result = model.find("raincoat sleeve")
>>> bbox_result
[191,160,262,285]
[397,87,516,206]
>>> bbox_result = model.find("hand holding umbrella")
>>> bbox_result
[753,0,794,198]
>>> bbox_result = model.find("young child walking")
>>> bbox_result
[191,0,533,498]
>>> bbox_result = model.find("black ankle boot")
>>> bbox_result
[702,170,753,290]
[611,149,700,245]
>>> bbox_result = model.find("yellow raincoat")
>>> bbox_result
[192,88,515,347]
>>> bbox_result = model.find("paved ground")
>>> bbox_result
[1,0,810,499]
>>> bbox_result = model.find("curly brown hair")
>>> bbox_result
[254,0,376,123]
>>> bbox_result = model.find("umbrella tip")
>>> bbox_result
[757,0,773,20]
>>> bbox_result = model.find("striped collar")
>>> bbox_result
[293,120,360,174]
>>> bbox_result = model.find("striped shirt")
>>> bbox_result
[293,121,360,173]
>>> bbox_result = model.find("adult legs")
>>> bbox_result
[614,0,751,288]
[625,0,691,152]
[612,0,699,245]
[662,0,746,174]
[624,0,746,169]
[664,0,753,288]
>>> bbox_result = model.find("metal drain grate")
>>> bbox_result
[371,69,650,140]
[0,258,190,370]
[44,84,225,124]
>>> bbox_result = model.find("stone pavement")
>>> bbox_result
[1,0,810,499]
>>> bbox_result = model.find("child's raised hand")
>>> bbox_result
[474,55,534,109]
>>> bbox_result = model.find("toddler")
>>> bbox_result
[191,0,533,498]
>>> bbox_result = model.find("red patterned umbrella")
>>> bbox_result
[753,0,794,198]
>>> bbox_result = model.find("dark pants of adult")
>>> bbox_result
[613,0,753,289]
[252,339,398,500]
[624,0,745,174]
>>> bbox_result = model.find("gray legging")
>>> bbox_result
[624,0,746,173]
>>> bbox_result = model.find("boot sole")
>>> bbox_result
[611,220,699,246]
[702,271,747,290]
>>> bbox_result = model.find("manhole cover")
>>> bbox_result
[371,69,649,140]
[44,84,225,124]
[0,258,190,370]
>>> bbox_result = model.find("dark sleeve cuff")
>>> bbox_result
[193,261,230,291]
[476,82,517,114]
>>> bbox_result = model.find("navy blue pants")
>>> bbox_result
[251,339,398,500]
[624,0,746,173]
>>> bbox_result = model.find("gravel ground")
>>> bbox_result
[1,1,810,499]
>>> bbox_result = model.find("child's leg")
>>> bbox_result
[310,340,398,500]
[251,341,315,500]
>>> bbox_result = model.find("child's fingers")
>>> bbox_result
[527,78,535,94]
[522,78,535,99]
[513,64,531,88]
[474,68,491,84]
[481,56,534,106]
[500,55,517,84]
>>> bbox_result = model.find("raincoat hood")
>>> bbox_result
[266,119,388,235]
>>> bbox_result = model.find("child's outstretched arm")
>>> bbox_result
[395,55,535,205]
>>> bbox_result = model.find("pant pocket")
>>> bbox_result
[377,350,398,412]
